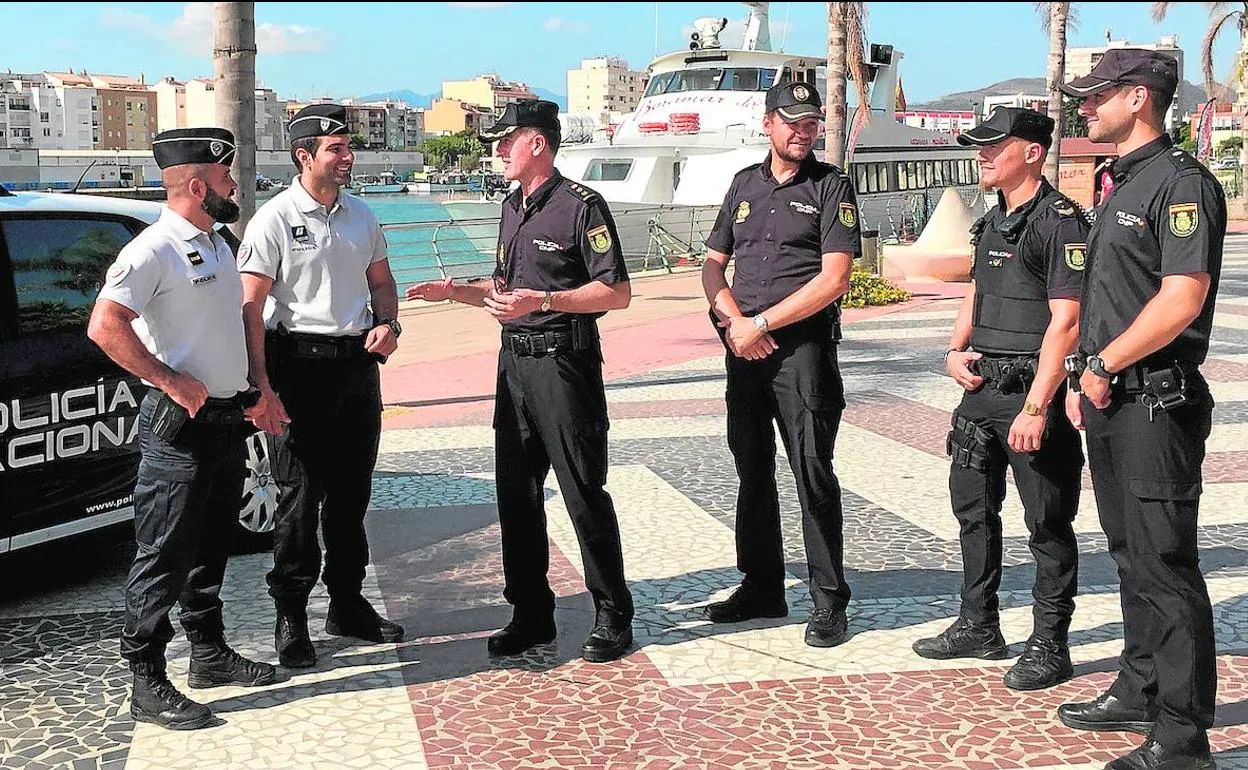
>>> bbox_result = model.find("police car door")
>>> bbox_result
[0,211,149,553]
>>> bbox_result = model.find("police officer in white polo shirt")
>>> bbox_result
[238,104,403,669]
[88,127,277,731]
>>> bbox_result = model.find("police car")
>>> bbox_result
[0,188,276,554]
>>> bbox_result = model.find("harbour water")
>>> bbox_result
[357,193,500,289]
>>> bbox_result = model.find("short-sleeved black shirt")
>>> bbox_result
[493,171,629,333]
[1079,134,1225,364]
[972,180,1089,301]
[706,153,861,316]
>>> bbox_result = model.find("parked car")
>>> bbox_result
[1211,157,1239,171]
[0,189,277,555]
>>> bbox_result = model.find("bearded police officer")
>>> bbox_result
[1057,50,1222,770]
[88,128,277,730]
[405,100,635,663]
[699,81,857,647]
[238,104,404,669]
[910,108,1087,691]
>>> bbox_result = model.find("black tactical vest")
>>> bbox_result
[968,185,1064,355]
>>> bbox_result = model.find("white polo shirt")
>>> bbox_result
[237,178,389,335]
[97,207,249,398]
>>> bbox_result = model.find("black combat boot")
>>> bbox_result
[1003,635,1073,691]
[912,616,1009,660]
[325,596,404,643]
[275,607,317,668]
[130,661,213,730]
[188,640,278,689]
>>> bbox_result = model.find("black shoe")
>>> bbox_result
[325,598,404,643]
[130,662,213,730]
[1104,738,1216,770]
[804,608,849,648]
[1003,635,1073,691]
[1057,692,1154,735]
[275,610,317,669]
[487,617,557,657]
[912,617,1009,660]
[188,642,278,689]
[581,622,633,663]
[703,586,788,623]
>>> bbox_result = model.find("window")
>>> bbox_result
[582,158,633,182]
[40,112,49,122]
[4,218,135,335]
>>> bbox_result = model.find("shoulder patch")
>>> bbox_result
[838,202,858,229]
[1169,203,1198,238]
[1063,242,1086,271]
[105,261,132,287]
[587,224,613,254]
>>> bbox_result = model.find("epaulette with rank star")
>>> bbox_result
[566,181,599,203]
[1051,197,1091,225]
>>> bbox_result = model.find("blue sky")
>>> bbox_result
[0,2,1238,104]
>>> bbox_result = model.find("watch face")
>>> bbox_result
[391,320,402,336]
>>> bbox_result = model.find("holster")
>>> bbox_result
[150,391,189,442]
[947,413,992,472]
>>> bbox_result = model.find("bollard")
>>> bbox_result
[859,229,880,275]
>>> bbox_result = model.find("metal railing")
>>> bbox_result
[385,203,720,293]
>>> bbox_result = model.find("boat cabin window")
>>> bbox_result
[644,68,780,96]
[888,159,980,192]
[718,68,779,92]
[853,162,890,194]
[644,72,677,97]
[583,159,633,183]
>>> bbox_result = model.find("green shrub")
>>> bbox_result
[843,268,911,308]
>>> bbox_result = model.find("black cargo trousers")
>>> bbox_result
[947,364,1082,641]
[724,317,850,613]
[492,329,634,626]
[121,391,247,666]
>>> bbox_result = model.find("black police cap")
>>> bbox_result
[957,106,1054,148]
[765,81,823,122]
[152,127,236,169]
[479,99,561,142]
[1059,48,1179,98]
[288,104,350,143]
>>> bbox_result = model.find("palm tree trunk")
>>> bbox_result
[1043,2,1069,186]
[214,2,257,235]
[1238,20,1248,216]
[825,2,848,168]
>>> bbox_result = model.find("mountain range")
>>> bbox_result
[356,88,567,111]
[909,77,1233,113]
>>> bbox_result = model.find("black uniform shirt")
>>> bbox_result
[706,153,861,316]
[1080,134,1225,364]
[493,171,629,333]
[973,180,1088,300]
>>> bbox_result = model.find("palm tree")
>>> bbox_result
[824,2,870,169]
[213,2,257,235]
[1037,2,1071,185]
[1152,2,1248,207]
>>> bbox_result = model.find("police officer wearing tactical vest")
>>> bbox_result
[1056,50,1223,770]
[405,100,634,663]
[238,104,404,669]
[88,128,277,730]
[699,80,857,647]
[910,108,1088,691]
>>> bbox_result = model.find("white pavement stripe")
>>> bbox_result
[1215,312,1248,331]
[846,326,952,341]
[536,463,1248,685]
[850,309,960,325]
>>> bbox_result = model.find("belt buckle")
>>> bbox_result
[530,335,548,355]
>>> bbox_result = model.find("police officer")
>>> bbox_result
[238,104,404,669]
[405,99,634,663]
[1057,50,1222,770]
[88,128,277,730]
[910,108,1087,692]
[699,81,857,647]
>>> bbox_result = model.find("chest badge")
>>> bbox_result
[291,224,309,242]
[497,243,506,270]
[185,251,204,266]
[838,202,858,229]
[735,201,751,224]
[587,225,613,254]
[1168,203,1198,238]
[1064,242,1086,271]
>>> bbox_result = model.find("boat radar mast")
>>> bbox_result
[687,2,773,52]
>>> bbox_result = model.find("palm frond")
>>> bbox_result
[1202,10,1239,99]
[1036,2,1077,36]
[845,2,871,148]
[1151,2,1172,22]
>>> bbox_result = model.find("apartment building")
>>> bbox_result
[981,94,1049,120]
[153,77,187,135]
[87,73,157,151]
[355,100,424,150]
[567,57,649,127]
[443,74,537,117]
[896,110,977,135]
[0,72,97,150]
[424,98,493,136]
[160,79,286,150]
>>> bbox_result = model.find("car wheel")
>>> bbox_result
[234,431,279,553]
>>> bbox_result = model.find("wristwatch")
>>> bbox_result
[375,318,402,339]
[1086,354,1115,379]
[752,314,769,333]
[540,291,553,312]
[1022,400,1044,416]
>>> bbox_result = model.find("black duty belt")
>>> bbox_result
[195,390,262,426]
[270,329,369,360]
[502,328,587,357]
[973,354,1036,382]
[1115,359,1198,396]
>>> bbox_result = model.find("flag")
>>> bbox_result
[895,77,907,112]
[1197,98,1216,163]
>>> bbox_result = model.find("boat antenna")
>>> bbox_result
[779,2,791,51]
[654,2,659,56]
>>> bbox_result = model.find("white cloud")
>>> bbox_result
[545,17,590,33]
[100,3,324,58]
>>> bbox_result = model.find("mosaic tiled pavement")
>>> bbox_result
[4,240,1248,769]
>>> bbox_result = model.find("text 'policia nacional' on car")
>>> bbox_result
[0,187,276,555]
